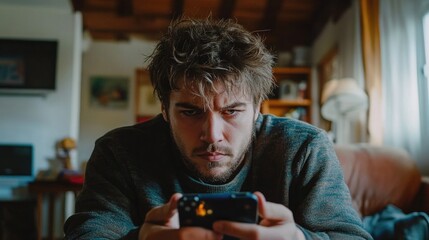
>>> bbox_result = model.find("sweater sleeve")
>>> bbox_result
[63,136,141,239]
[291,131,373,240]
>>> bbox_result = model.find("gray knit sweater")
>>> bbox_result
[64,114,372,239]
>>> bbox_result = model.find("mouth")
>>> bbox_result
[195,151,227,162]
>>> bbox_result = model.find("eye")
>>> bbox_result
[223,109,241,116]
[181,109,202,117]
[224,109,236,115]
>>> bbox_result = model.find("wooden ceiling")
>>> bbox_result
[71,0,351,51]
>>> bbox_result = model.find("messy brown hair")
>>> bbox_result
[147,18,275,109]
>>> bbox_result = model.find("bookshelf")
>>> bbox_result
[261,67,312,123]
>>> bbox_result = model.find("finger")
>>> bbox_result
[178,227,223,240]
[165,193,183,218]
[146,226,222,240]
[254,192,294,226]
[145,193,183,224]
[213,221,261,239]
[254,191,292,222]
[213,221,296,240]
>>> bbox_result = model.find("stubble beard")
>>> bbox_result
[172,127,255,184]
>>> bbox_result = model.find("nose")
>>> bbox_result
[200,112,224,144]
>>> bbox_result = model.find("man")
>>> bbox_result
[64,18,372,239]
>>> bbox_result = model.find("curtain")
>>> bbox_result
[331,0,367,144]
[360,0,383,145]
[379,0,425,171]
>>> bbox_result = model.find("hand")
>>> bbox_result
[139,193,222,240]
[212,192,305,240]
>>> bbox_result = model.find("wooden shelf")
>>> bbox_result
[273,67,311,75]
[263,99,311,107]
[261,67,312,123]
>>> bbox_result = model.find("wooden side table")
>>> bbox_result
[28,180,83,240]
[0,195,37,239]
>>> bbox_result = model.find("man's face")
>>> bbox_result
[162,82,259,184]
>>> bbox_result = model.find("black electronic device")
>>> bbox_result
[0,144,33,181]
[0,38,58,94]
[178,192,258,240]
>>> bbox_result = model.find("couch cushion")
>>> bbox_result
[335,144,422,217]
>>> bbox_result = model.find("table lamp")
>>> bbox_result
[321,78,368,143]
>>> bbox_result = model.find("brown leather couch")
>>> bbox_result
[335,144,429,218]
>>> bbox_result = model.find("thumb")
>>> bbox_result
[145,193,183,225]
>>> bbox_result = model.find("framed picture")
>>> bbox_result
[135,69,161,122]
[89,76,129,109]
[278,80,298,99]
[0,56,25,86]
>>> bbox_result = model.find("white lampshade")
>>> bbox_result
[321,78,368,121]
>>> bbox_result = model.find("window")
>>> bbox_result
[421,9,429,114]
[423,12,429,88]
[419,7,429,167]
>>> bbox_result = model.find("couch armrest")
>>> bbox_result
[411,176,429,214]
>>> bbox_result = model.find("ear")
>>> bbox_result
[161,105,169,122]
[254,102,261,121]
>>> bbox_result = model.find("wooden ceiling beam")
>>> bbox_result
[235,0,267,12]
[117,0,133,16]
[76,0,117,11]
[133,0,173,16]
[182,0,221,19]
[262,0,283,30]
[218,0,236,19]
[171,0,184,20]
[88,31,161,40]
[260,20,314,51]
[83,12,170,32]
[75,0,348,49]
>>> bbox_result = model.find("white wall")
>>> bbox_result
[0,2,81,237]
[0,4,82,173]
[78,39,157,164]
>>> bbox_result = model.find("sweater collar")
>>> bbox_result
[178,148,252,193]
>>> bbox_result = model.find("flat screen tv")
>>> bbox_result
[0,39,58,94]
[0,144,33,180]
[0,144,34,197]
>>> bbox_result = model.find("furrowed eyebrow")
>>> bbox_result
[222,102,248,109]
[174,102,248,110]
[175,102,200,109]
